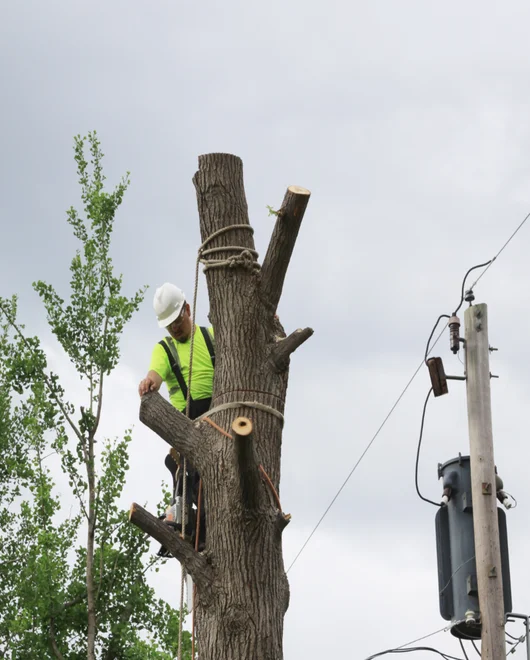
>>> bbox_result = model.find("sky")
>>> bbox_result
[2,1,530,658]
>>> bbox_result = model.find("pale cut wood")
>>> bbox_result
[465,303,506,660]
[261,185,312,312]
[232,416,253,437]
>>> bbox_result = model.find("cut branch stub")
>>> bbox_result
[270,327,314,372]
[231,416,262,510]
[129,503,213,589]
[139,391,204,470]
[232,416,253,439]
[261,185,311,312]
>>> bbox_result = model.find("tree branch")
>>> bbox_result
[232,417,262,510]
[139,392,203,468]
[275,511,292,535]
[129,503,213,589]
[261,185,311,311]
[48,617,65,660]
[269,327,314,373]
[0,300,85,445]
[58,593,87,612]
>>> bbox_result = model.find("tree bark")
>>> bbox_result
[86,436,96,660]
[133,154,311,660]
[129,503,213,590]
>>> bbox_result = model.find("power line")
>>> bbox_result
[459,639,471,660]
[468,210,530,293]
[396,624,459,649]
[363,619,471,659]
[286,208,530,574]
[285,341,442,573]
[364,647,464,660]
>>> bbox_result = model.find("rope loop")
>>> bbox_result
[198,224,260,273]
[196,400,284,427]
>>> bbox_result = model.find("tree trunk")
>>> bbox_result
[86,437,96,660]
[131,154,311,660]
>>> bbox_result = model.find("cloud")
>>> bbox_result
[3,1,530,657]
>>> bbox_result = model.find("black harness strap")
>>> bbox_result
[200,326,216,367]
[158,339,189,401]
[158,327,216,408]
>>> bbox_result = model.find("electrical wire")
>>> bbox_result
[459,639,471,660]
[507,635,527,655]
[467,210,530,294]
[438,555,475,597]
[416,257,494,508]
[287,306,453,573]
[425,315,451,363]
[285,352,434,573]
[364,647,464,660]
[286,209,530,573]
[453,260,493,315]
[426,259,492,365]
[414,387,440,506]
[470,640,481,657]
[397,624,457,648]
[506,631,522,642]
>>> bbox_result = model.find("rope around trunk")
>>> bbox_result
[196,401,284,426]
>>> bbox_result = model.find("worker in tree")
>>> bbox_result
[138,283,214,550]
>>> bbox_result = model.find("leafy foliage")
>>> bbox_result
[0,133,190,660]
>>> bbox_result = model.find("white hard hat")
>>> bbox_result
[153,283,186,329]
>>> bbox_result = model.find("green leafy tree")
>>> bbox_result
[0,133,191,660]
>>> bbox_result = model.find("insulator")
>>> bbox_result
[464,289,475,303]
[449,315,461,354]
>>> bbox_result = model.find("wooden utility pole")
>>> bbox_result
[465,303,506,659]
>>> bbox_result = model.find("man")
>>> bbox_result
[138,282,214,548]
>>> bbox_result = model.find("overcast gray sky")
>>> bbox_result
[2,1,530,658]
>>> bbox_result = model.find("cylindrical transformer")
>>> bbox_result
[435,455,512,639]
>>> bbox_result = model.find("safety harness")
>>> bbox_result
[157,326,215,413]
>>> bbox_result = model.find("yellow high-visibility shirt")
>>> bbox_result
[149,325,214,412]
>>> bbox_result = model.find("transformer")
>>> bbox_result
[435,455,512,639]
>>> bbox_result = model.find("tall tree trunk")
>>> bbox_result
[86,437,96,660]
[131,153,311,660]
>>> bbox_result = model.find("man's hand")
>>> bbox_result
[138,371,163,396]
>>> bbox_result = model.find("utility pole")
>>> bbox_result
[465,302,506,659]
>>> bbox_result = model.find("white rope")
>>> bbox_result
[198,224,259,272]
[196,400,284,426]
[178,240,202,659]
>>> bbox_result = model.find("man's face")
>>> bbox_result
[166,303,192,342]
